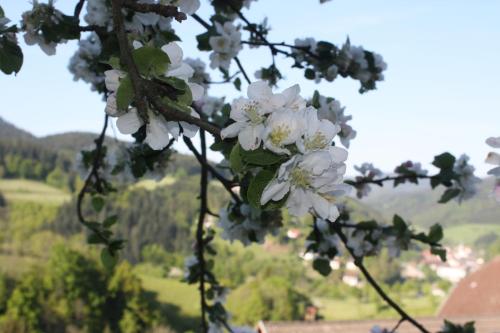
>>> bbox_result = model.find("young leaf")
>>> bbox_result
[428,223,443,243]
[229,143,244,173]
[233,77,241,91]
[101,248,118,270]
[116,75,134,110]
[432,152,456,170]
[240,147,286,166]
[132,46,170,76]
[313,258,332,276]
[91,196,105,212]
[0,37,23,75]
[103,215,118,228]
[247,169,275,208]
[439,188,460,203]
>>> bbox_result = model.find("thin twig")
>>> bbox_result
[234,57,251,84]
[183,137,241,204]
[390,317,406,333]
[122,0,186,22]
[74,0,86,18]
[345,174,433,187]
[197,129,209,333]
[333,225,431,333]
[76,115,109,243]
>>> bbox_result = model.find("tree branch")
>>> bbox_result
[197,129,209,333]
[333,225,431,333]
[345,174,433,187]
[122,0,187,22]
[76,114,109,244]
[234,57,251,84]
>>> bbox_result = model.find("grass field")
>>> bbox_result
[0,179,70,204]
[315,295,438,321]
[131,176,176,190]
[443,223,500,246]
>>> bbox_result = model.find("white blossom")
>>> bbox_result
[345,229,374,257]
[355,163,383,178]
[68,33,103,90]
[183,255,199,279]
[261,148,349,221]
[185,58,211,87]
[209,21,242,70]
[221,81,286,150]
[316,95,356,148]
[296,108,339,154]
[263,109,305,155]
[161,42,205,101]
[197,95,225,117]
[452,154,480,202]
[486,137,500,177]
[218,203,280,246]
[85,0,111,28]
[21,1,63,55]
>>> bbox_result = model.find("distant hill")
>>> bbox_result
[0,117,35,141]
[362,178,500,228]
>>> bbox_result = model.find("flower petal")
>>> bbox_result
[116,108,143,134]
[486,137,500,148]
[486,152,500,165]
[188,82,204,101]
[221,122,245,139]
[238,124,262,150]
[168,62,194,81]
[145,112,171,150]
[261,180,290,205]
[178,0,200,15]
[161,42,183,68]
[247,80,272,100]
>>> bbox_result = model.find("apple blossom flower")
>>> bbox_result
[161,42,204,101]
[486,137,500,177]
[452,154,480,202]
[261,148,349,221]
[316,95,356,148]
[297,108,339,154]
[263,109,305,155]
[221,81,287,150]
[209,21,242,70]
[68,33,103,91]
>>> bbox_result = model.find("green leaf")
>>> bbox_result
[313,258,332,276]
[432,152,456,170]
[431,246,447,262]
[0,37,23,75]
[392,215,407,231]
[312,90,320,108]
[103,215,118,228]
[101,248,118,270]
[91,196,105,212]
[196,31,213,51]
[439,188,460,203]
[240,147,286,166]
[233,77,241,91]
[116,75,134,110]
[87,233,105,245]
[304,68,316,80]
[132,46,170,76]
[247,169,276,209]
[229,143,244,173]
[428,223,443,243]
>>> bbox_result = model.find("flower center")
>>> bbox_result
[269,125,291,146]
[244,101,263,124]
[305,132,327,151]
[290,167,311,188]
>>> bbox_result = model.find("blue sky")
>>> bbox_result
[1,0,499,176]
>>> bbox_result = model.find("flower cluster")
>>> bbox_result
[352,163,383,198]
[486,137,500,201]
[221,81,349,222]
[104,42,204,150]
[451,154,480,202]
[85,0,199,32]
[217,201,282,246]
[21,0,64,55]
[209,21,242,70]
[292,37,387,92]
[314,93,356,148]
[68,33,104,91]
